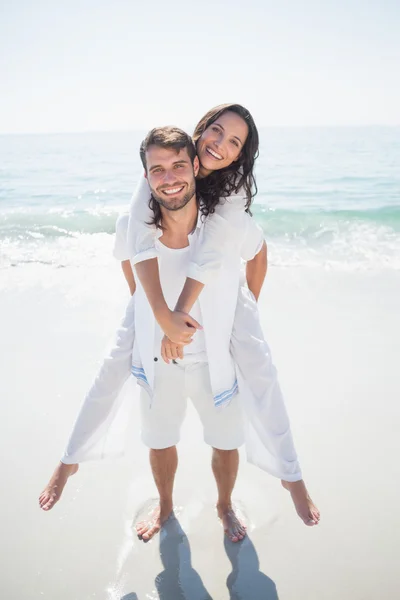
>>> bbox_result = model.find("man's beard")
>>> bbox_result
[150,179,196,212]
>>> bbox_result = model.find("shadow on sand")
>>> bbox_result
[121,516,278,600]
[224,534,278,599]
[153,516,213,599]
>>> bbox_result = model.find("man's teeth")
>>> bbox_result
[164,186,184,195]
[207,147,223,160]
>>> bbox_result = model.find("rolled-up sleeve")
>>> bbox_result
[240,215,265,261]
[113,214,130,261]
[126,174,159,264]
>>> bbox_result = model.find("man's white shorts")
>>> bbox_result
[139,360,244,450]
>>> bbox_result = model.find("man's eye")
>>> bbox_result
[154,168,162,173]
[175,164,184,168]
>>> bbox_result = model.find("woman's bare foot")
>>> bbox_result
[282,479,320,526]
[39,462,79,511]
[217,504,247,543]
[135,503,173,542]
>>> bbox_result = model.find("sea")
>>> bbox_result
[1,126,400,278]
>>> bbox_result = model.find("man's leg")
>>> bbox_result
[212,448,246,543]
[187,362,246,542]
[136,445,178,541]
[136,361,186,541]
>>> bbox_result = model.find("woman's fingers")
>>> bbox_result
[161,336,186,360]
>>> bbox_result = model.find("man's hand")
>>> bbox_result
[158,309,202,345]
[161,335,184,364]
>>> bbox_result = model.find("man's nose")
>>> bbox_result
[162,169,177,183]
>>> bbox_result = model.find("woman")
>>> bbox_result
[124,103,319,527]
[124,103,262,361]
[39,104,320,532]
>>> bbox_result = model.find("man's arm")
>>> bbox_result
[246,241,267,301]
[134,259,202,343]
[121,260,136,296]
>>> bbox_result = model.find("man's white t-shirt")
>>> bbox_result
[114,214,206,361]
[153,238,206,358]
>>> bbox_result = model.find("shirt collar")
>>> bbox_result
[156,206,204,240]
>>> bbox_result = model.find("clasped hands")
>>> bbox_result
[159,309,202,364]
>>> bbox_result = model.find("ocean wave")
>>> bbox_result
[1,205,400,271]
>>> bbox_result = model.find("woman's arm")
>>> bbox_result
[173,191,247,313]
[246,240,267,301]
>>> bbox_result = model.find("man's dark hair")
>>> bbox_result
[140,126,197,171]
[140,126,198,229]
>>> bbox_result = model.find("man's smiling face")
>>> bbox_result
[145,146,199,212]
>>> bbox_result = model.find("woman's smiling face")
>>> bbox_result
[196,110,249,176]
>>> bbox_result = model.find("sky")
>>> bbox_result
[1,0,399,133]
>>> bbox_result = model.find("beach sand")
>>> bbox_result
[1,263,399,599]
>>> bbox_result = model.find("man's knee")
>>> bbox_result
[150,445,176,453]
[212,447,239,455]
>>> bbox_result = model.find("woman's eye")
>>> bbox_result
[231,139,239,147]
[212,126,220,132]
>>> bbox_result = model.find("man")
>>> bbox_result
[129,127,266,542]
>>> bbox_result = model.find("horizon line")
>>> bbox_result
[1,124,399,136]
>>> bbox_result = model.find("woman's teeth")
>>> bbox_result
[206,147,223,160]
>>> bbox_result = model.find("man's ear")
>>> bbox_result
[193,156,200,177]
[144,169,148,179]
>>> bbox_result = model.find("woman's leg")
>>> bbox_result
[231,285,320,525]
[39,296,136,511]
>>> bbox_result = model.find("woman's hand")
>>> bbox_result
[161,335,184,364]
[158,309,202,345]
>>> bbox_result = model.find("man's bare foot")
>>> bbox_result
[135,503,173,542]
[282,479,320,526]
[217,504,247,543]
[39,462,79,511]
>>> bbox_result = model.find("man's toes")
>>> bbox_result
[231,523,242,538]
[142,522,160,541]
[135,521,147,535]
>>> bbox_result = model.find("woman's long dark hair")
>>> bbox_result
[193,103,259,215]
